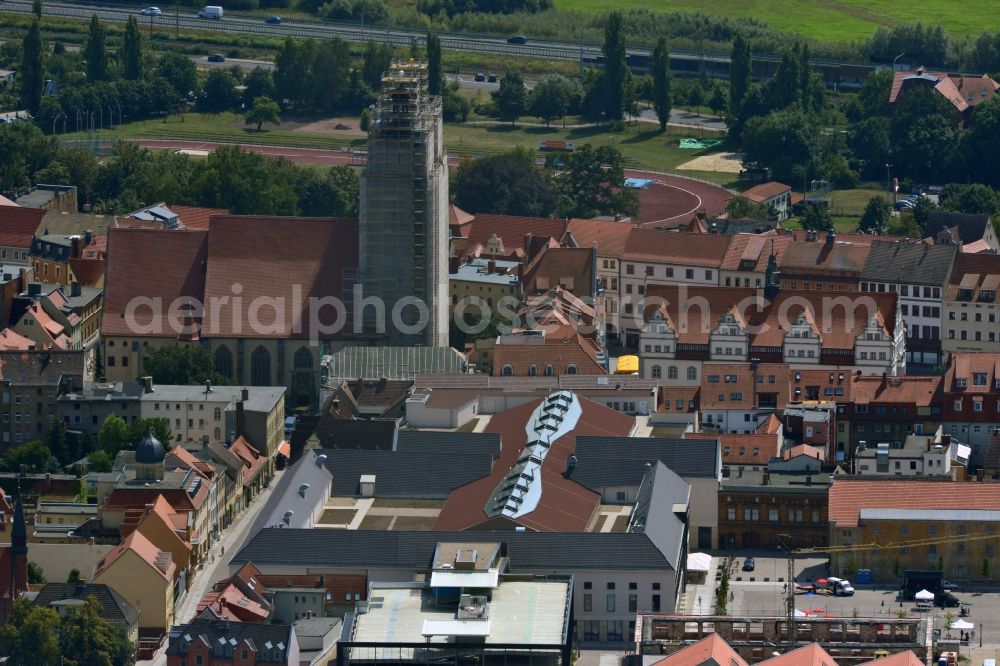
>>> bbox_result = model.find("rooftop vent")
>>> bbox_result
[298,483,310,497]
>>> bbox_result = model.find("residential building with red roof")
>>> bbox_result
[720,234,793,289]
[91,529,177,632]
[29,231,105,287]
[649,633,749,666]
[101,217,357,410]
[434,393,636,532]
[779,231,872,293]
[564,218,635,340]
[758,643,837,666]
[0,206,45,263]
[741,182,792,221]
[686,431,781,466]
[639,286,905,383]
[940,352,1000,466]
[827,478,1000,582]
[120,494,194,577]
[0,328,35,351]
[492,330,607,377]
[458,214,569,261]
[942,253,1000,355]
[890,67,1000,124]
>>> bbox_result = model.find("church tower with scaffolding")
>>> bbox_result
[359,59,449,347]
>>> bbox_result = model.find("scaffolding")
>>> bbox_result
[360,59,448,346]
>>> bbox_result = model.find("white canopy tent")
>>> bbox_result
[950,619,974,630]
[915,589,935,601]
[687,553,712,572]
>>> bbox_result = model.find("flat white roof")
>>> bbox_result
[422,620,491,637]
[429,569,500,589]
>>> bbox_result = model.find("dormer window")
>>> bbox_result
[956,378,967,389]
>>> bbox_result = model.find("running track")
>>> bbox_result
[134,140,732,223]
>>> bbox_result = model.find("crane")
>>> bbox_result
[777,531,1000,649]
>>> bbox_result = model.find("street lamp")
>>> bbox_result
[885,163,892,204]
[52,113,64,136]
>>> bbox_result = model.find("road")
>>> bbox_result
[138,468,285,665]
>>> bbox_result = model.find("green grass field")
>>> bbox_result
[72,112,738,185]
[551,0,998,41]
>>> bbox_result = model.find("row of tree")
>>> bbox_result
[0,597,134,665]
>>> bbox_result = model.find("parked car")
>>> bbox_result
[140,6,162,14]
[487,74,497,82]
[742,557,755,572]
[207,53,226,62]
[507,35,527,44]
[265,15,281,23]
[942,579,959,591]
[474,73,486,82]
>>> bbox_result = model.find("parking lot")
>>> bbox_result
[686,552,1000,649]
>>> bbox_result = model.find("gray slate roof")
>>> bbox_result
[630,461,690,570]
[570,437,720,487]
[33,583,140,627]
[320,431,501,497]
[312,417,399,450]
[860,240,957,285]
[238,449,334,552]
[232,528,677,571]
[926,211,990,244]
[166,618,293,660]
[324,346,467,382]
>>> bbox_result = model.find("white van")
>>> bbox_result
[826,577,855,596]
[198,5,223,18]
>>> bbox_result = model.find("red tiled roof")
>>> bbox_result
[24,302,71,349]
[758,643,836,666]
[720,235,793,272]
[644,286,898,350]
[650,633,749,666]
[757,414,782,434]
[859,652,924,666]
[0,329,35,351]
[686,432,779,464]
[522,246,594,295]
[228,436,267,483]
[781,240,872,273]
[962,239,993,254]
[743,182,791,203]
[93,530,175,581]
[0,207,45,247]
[0,195,17,207]
[943,352,1000,394]
[202,216,358,338]
[564,218,635,258]
[849,375,940,407]
[462,214,568,259]
[782,443,825,461]
[829,479,1000,527]
[449,204,474,228]
[102,229,208,337]
[434,395,635,532]
[623,230,730,266]
[493,333,606,376]
[165,446,216,479]
[171,205,228,230]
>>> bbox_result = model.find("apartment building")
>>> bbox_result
[942,253,1000,354]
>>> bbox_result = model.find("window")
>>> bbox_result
[652,594,661,612]
[250,346,271,385]
[768,508,779,522]
[528,365,537,376]
[628,594,638,612]
[645,266,654,277]
[667,366,678,379]
[687,367,697,380]
[501,365,513,376]
[583,621,600,641]
[651,365,661,379]
[566,364,578,375]
[607,621,624,642]
[583,594,592,611]
[607,593,616,612]
[626,264,635,275]
[685,269,694,279]
[727,508,736,520]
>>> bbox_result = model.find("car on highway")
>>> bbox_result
[474,73,486,82]
[487,74,497,82]
[140,6,162,15]
[207,53,226,62]
[742,557,755,572]
[507,35,527,44]
[265,15,281,24]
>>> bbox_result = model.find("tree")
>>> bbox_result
[858,196,891,235]
[28,561,46,584]
[198,69,241,113]
[492,70,526,126]
[83,14,107,82]
[158,51,198,99]
[800,201,833,231]
[939,183,1000,215]
[47,421,70,465]
[652,37,671,131]
[741,109,820,185]
[553,144,639,219]
[726,195,767,221]
[887,212,923,237]
[128,418,171,451]
[529,75,573,127]
[729,32,751,120]
[144,344,217,385]
[121,15,143,80]
[441,83,471,123]
[60,596,135,666]
[88,449,114,473]
[3,441,52,472]
[426,33,441,96]
[99,415,130,455]
[67,568,83,584]
[32,0,42,18]
[601,12,627,121]
[242,67,276,108]
[453,151,556,217]
[19,20,44,115]
[245,96,281,131]
[360,41,392,92]
[0,599,61,665]
[849,116,891,181]
[909,195,938,232]
[296,165,359,216]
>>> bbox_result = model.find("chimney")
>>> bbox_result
[84,229,93,247]
[142,376,154,393]
[880,372,887,390]
[70,236,81,258]
[235,400,245,438]
[564,454,578,477]
[523,233,533,260]
[487,259,496,274]
[240,387,249,401]
[449,256,460,274]
[204,379,213,393]
[332,398,340,410]
[70,282,82,297]
[826,230,836,247]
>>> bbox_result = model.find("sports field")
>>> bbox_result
[552,0,996,41]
